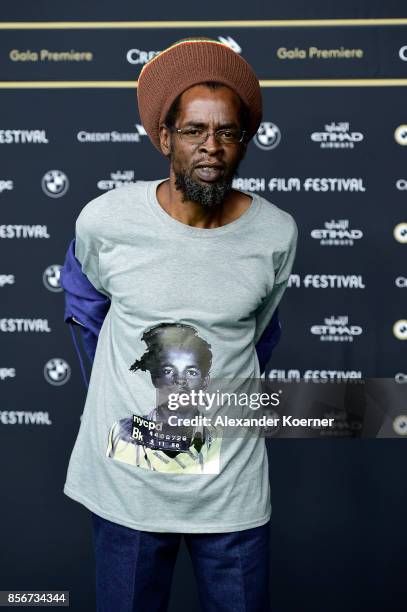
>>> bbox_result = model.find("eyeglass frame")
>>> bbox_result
[166,125,247,145]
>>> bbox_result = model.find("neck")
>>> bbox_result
[156,168,252,229]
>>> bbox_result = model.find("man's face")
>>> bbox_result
[160,84,247,207]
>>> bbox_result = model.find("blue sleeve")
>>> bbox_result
[254,307,281,375]
[60,238,110,387]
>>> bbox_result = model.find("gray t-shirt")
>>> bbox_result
[63,178,298,533]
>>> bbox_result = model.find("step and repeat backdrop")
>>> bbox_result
[1,21,406,396]
[0,16,406,612]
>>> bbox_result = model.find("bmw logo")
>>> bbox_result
[393,320,407,340]
[393,222,407,244]
[41,170,69,198]
[43,264,63,292]
[254,122,281,150]
[44,358,71,386]
[394,125,407,146]
[393,415,407,435]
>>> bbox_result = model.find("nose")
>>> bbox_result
[175,374,187,387]
[199,132,223,154]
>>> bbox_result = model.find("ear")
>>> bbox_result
[159,124,171,157]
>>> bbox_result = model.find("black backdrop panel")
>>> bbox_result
[0,9,406,612]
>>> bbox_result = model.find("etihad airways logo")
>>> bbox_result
[311,219,363,246]
[310,122,364,149]
[77,124,147,143]
[311,315,363,342]
[97,170,136,191]
[268,177,366,192]
[0,130,49,144]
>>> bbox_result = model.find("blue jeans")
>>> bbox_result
[91,512,271,612]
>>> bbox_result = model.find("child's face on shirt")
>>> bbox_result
[152,347,207,394]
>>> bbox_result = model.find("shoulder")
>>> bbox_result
[256,193,297,235]
[252,192,298,249]
[76,180,150,226]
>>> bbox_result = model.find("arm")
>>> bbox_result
[254,307,281,375]
[60,237,110,387]
[253,218,298,371]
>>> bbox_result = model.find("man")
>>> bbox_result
[61,37,298,612]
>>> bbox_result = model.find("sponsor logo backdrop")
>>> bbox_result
[0,14,406,612]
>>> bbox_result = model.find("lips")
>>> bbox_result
[194,163,224,182]
[195,162,224,169]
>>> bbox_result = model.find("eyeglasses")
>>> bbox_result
[168,126,246,145]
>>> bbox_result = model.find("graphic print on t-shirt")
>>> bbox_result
[106,322,223,474]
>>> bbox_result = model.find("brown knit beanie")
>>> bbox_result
[137,37,262,154]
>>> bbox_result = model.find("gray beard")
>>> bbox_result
[174,169,237,208]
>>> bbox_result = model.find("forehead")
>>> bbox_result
[176,84,242,123]
[160,347,200,363]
